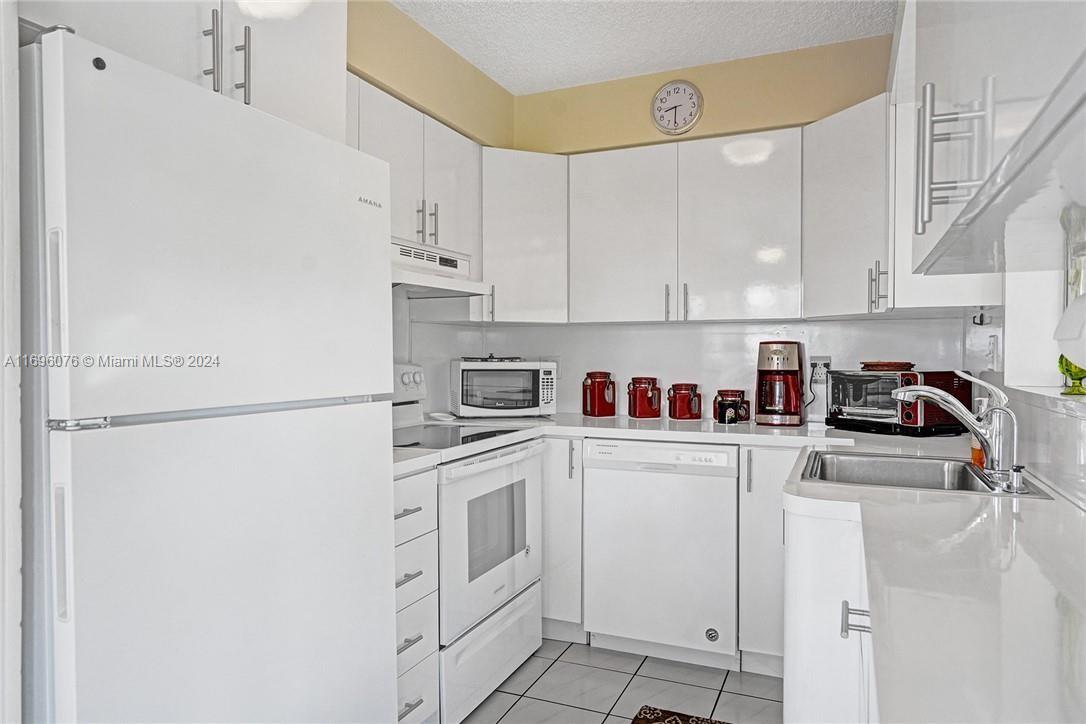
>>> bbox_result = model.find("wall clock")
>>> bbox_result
[652,80,703,135]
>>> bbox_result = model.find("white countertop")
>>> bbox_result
[392,413,978,475]
[785,469,1086,723]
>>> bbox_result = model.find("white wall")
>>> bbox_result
[410,317,968,416]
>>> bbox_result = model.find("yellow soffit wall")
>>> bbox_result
[346,0,515,148]
[513,35,894,154]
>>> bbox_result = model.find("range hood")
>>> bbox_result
[390,239,490,298]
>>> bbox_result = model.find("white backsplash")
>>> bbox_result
[409,317,969,416]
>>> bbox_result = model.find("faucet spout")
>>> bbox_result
[891,385,1024,491]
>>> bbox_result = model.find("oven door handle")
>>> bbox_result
[442,440,545,481]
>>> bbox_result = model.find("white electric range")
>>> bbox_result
[392,363,545,723]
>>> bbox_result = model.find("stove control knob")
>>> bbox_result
[412,371,424,384]
[400,372,412,385]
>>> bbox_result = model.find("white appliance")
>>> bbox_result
[392,238,471,279]
[437,441,543,723]
[20,31,397,723]
[450,357,557,418]
[582,440,739,663]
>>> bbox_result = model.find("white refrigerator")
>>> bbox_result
[20,31,397,722]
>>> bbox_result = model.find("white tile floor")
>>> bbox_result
[463,640,784,724]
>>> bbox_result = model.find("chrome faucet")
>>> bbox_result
[891,384,1025,492]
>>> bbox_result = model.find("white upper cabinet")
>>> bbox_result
[19,1,219,91]
[423,116,482,273]
[678,129,801,321]
[220,1,346,142]
[570,144,678,322]
[20,0,347,141]
[355,77,425,245]
[803,93,891,318]
[482,148,569,323]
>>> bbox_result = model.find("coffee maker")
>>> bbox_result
[755,341,805,426]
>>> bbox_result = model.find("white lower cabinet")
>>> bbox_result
[398,653,440,724]
[540,438,583,625]
[738,447,802,665]
[394,469,441,723]
[783,493,877,724]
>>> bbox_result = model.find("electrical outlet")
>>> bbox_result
[810,355,832,383]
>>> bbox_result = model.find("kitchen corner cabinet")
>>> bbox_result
[20,0,346,141]
[570,144,678,322]
[540,438,583,624]
[784,497,877,724]
[802,93,891,318]
[738,447,801,662]
[482,148,569,323]
[678,129,801,320]
[353,77,481,273]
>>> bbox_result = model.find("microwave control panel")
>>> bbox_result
[541,369,555,405]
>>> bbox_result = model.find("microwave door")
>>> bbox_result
[461,369,540,411]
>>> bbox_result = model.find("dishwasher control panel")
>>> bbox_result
[582,439,738,476]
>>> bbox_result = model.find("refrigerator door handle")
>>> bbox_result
[53,485,72,621]
[46,228,69,355]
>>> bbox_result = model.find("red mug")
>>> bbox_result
[667,383,702,420]
[583,371,616,417]
[628,377,662,418]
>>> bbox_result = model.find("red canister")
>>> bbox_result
[668,383,702,420]
[627,377,662,418]
[582,371,616,417]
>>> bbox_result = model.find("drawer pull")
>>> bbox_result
[396,633,424,655]
[394,506,424,520]
[398,697,424,721]
[395,569,423,588]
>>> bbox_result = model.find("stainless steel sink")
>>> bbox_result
[801,451,1050,497]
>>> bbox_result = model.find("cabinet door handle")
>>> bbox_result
[915,82,935,234]
[664,284,670,321]
[490,284,496,321]
[428,202,439,245]
[568,440,575,479]
[398,698,424,721]
[873,260,888,310]
[746,449,753,493]
[201,9,222,92]
[683,282,689,321]
[394,506,423,521]
[417,199,427,242]
[840,599,871,638]
[395,569,423,588]
[233,25,251,105]
[396,633,424,655]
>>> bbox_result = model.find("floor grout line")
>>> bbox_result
[709,669,729,721]
[603,655,646,720]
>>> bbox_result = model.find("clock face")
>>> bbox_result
[652,80,702,135]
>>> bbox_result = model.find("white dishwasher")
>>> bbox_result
[582,439,739,662]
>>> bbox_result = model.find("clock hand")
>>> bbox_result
[662,105,680,112]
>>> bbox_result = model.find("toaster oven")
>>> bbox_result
[826,370,973,436]
[450,357,557,417]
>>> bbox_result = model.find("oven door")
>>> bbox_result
[458,367,541,416]
[438,440,543,645]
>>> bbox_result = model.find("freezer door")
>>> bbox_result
[29,33,392,419]
[45,402,396,722]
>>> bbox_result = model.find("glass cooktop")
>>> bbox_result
[393,424,521,450]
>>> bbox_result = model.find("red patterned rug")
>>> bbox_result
[630,705,731,724]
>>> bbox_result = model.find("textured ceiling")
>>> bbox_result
[393,0,897,95]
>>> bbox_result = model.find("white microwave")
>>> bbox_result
[450,358,557,417]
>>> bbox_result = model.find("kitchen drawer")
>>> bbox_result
[394,469,438,546]
[396,591,439,676]
[395,530,438,612]
[397,652,439,724]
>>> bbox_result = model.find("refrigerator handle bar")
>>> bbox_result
[46,228,68,355]
[53,486,71,621]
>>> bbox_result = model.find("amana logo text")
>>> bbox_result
[358,196,383,209]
